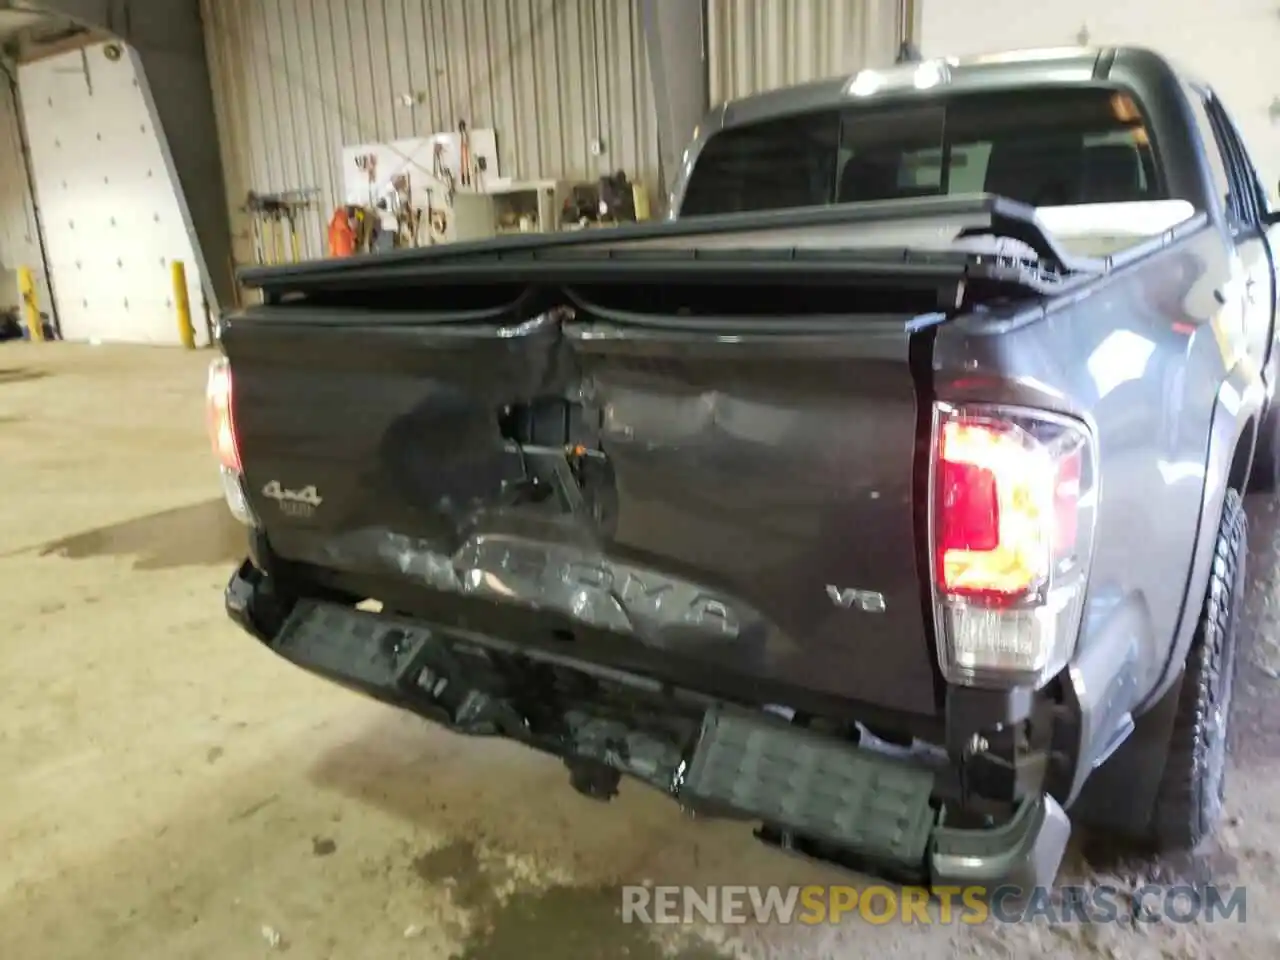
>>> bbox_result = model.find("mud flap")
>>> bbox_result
[678,706,938,872]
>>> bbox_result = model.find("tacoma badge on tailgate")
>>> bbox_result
[351,530,771,650]
[462,536,747,643]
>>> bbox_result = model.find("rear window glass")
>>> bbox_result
[679,88,1164,217]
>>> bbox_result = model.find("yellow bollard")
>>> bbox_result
[18,266,42,342]
[172,260,196,349]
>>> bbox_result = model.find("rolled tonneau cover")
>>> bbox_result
[237,194,1104,301]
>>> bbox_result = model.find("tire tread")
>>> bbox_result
[1149,488,1246,850]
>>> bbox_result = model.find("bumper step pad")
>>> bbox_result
[679,706,938,870]
[273,601,431,693]
[236,588,1068,889]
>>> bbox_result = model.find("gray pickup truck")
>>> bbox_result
[211,46,1280,892]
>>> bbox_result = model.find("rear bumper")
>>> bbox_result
[225,557,1070,891]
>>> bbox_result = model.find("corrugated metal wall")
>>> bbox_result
[202,0,660,263]
[707,0,903,105]
[0,72,40,308]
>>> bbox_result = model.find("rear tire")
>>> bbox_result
[1149,487,1246,850]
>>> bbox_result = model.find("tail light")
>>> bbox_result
[929,403,1097,687]
[206,357,240,472]
[205,357,253,525]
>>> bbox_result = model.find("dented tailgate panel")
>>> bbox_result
[221,304,938,715]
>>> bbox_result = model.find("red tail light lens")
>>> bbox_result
[930,403,1096,686]
[937,425,1002,555]
[206,358,241,473]
[936,416,1059,602]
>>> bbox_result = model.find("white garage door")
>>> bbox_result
[20,42,210,345]
[919,0,1280,204]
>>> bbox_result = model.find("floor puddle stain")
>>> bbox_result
[410,839,728,960]
[39,498,247,570]
[0,367,49,385]
[412,839,493,912]
[456,883,730,960]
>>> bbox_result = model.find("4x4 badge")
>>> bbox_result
[262,480,323,517]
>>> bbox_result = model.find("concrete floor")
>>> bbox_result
[2,343,1280,959]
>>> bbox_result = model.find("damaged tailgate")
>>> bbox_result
[221,199,1071,718]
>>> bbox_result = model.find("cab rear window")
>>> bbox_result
[679,88,1164,216]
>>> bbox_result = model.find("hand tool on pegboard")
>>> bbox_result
[389,173,424,248]
[458,120,472,188]
[427,207,450,244]
[431,142,457,204]
[354,152,378,184]
[244,189,320,264]
[354,152,378,208]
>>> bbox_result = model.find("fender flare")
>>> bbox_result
[1145,365,1261,712]
[1072,362,1260,834]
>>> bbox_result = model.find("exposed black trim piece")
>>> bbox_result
[946,686,1035,755]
